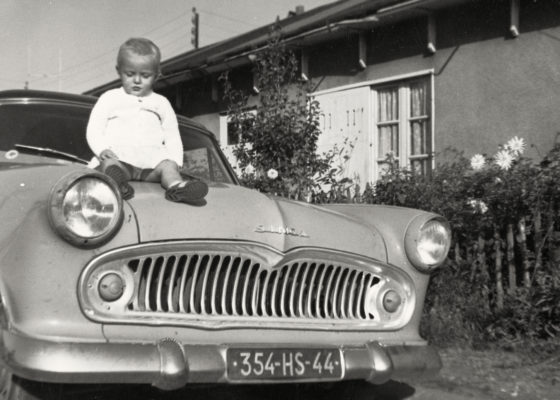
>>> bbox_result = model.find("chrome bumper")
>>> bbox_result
[1,331,441,391]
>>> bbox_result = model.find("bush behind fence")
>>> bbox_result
[315,139,560,348]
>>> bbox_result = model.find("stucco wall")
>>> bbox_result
[308,2,560,161]
[166,1,560,165]
[434,27,560,160]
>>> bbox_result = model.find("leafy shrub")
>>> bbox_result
[220,25,331,200]
[368,138,560,347]
[420,261,490,347]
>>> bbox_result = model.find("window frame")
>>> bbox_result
[372,73,434,179]
[219,108,257,148]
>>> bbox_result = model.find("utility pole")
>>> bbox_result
[191,7,199,49]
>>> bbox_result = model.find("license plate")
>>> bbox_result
[227,348,343,381]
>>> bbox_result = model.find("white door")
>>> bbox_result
[315,86,372,186]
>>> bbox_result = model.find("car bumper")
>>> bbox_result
[1,330,441,391]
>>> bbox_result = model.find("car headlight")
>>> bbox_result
[48,170,124,248]
[405,216,451,272]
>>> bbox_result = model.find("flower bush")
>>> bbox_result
[296,136,559,347]
[363,138,560,348]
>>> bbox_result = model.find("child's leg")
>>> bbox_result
[97,158,135,200]
[143,160,183,189]
[144,160,208,203]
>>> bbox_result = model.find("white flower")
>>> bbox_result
[267,168,278,179]
[505,136,526,156]
[470,154,486,170]
[494,150,513,170]
[244,164,255,175]
[467,199,488,214]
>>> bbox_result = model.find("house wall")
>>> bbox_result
[435,1,560,160]
[306,1,560,161]
[164,0,560,175]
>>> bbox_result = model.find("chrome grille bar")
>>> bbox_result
[80,242,418,330]
[127,254,379,322]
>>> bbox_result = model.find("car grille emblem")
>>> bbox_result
[255,224,310,238]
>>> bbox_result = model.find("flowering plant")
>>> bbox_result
[221,24,332,200]
[470,136,526,172]
[467,199,488,214]
[470,154,485,170]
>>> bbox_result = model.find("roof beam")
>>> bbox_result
[427,13,436,54]
[358,32,367,69]
[510,0,520,37]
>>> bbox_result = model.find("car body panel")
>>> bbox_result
[0,158,139,341]
[125,182,387,261]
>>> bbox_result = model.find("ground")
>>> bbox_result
[409,346,560,400]
[144,345,560,399]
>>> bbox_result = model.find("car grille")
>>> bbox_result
[127,253,379,321]
[80,241,412,329]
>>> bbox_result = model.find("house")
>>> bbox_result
[85,0,560,185]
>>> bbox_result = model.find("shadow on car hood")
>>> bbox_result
[127,182,387,262]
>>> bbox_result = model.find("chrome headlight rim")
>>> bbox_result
[48,170,124,248]
[405,215,451,273]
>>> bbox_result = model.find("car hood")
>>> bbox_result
[126,182,387,262]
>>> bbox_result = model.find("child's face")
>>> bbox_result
[117,52,159,97]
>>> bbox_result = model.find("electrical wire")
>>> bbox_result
[29,7,260,91]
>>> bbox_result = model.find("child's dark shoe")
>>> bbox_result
[165,180,208,203]
[105,165,134,200]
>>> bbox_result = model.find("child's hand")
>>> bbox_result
[99,149,118,160]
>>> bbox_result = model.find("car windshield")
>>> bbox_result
[0,102,235,183]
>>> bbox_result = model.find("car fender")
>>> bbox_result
[0,163,139,341]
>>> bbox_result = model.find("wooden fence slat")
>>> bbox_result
[507,224,516,293]
[517,217,531,288]
[494,231,504,310]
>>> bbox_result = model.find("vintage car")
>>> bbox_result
[0,89,450,398]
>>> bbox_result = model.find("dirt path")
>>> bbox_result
[408,347,560,400]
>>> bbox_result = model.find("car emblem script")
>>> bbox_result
[255,224,310,238]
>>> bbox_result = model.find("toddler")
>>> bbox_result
[86,37,207,203]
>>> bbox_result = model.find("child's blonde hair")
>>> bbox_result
[117,38,161,72]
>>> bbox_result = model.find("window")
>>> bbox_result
[0,103,94,160]
[219,110,256,147]
[219,110,256,168]
[178,127,235,184]
[226,117,255,146]
[375,77,432,178]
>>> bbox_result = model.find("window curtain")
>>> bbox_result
[377,88,399,160]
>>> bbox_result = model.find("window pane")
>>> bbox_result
[178,126,235,184]
[377,161,391,179]
[0,103,93,160]
[374,77,431,180]
[410,82,427,117]
[411,158,427,175]
[378,124,399,158]
[410,120,427,155]
[227,121,240,145]
[227,117,254,146]
[378,88,398,121]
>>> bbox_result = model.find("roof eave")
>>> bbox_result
[84,0,472,95]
